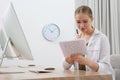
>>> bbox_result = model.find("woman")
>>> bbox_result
[63,5,115,80]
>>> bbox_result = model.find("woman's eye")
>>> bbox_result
[83,21,88,23]
[77,21,81,23]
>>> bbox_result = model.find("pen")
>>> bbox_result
[76,29,79,34]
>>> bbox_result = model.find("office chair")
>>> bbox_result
[110,54,120,80]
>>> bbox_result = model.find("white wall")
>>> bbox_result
[1,0,76,69]
[0,0,10,30]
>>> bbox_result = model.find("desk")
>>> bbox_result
[0,66,112,80]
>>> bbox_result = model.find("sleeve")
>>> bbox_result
[63,61,73,70]
[97,35,115,78]
[97,35,111,72]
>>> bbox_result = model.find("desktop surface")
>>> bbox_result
[0,66,112,80]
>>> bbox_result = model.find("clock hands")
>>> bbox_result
[49,28,53,33]
[49,28,57,33]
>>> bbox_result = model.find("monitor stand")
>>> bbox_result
[0,38,10,67]
[0,38,34,68]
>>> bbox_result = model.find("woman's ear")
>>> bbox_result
[91,16,94,22]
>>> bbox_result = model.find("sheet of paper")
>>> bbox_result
[59,39,87,57]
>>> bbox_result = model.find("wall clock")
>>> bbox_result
[42,23,60,41]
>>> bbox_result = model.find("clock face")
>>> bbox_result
[42,23,60,41]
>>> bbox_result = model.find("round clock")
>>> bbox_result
[42,23,60,41]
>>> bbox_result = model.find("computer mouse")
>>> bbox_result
[28,64,36,67]
[44,67,55,70]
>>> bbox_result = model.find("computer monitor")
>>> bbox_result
[1,2,33,62]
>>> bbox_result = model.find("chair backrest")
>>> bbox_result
[110,54,120,80]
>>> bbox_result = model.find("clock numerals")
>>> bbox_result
[42,23,60,41]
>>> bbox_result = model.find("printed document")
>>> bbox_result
[59,39,87,57]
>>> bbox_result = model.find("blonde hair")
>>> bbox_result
[75,5,93,18]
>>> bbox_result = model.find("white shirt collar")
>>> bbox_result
[92,28,101,36]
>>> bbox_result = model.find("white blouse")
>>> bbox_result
[63,28,115,80]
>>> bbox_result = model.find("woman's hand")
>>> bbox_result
[71,54,99,71]
[76,34,81,39]
[65,56,74,64]
[71,54,86,65]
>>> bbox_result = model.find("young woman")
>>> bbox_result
[63,5,115,80]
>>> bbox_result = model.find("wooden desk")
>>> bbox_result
[0,66,112,80]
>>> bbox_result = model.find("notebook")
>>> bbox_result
[59,39,87,57]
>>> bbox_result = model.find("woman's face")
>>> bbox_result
[75,13,93,33]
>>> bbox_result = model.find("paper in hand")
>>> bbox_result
[59,39,87,57]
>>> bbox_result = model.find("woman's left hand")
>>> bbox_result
[71,54,86,65]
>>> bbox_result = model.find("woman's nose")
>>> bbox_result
[79,23,85,28]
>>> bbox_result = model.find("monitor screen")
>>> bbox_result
[2,2,33,60]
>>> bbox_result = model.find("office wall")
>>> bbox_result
[1,0,76,69]
[0,0,9,30]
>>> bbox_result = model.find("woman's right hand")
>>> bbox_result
[76,34,81,39]
[65,56,74,64]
